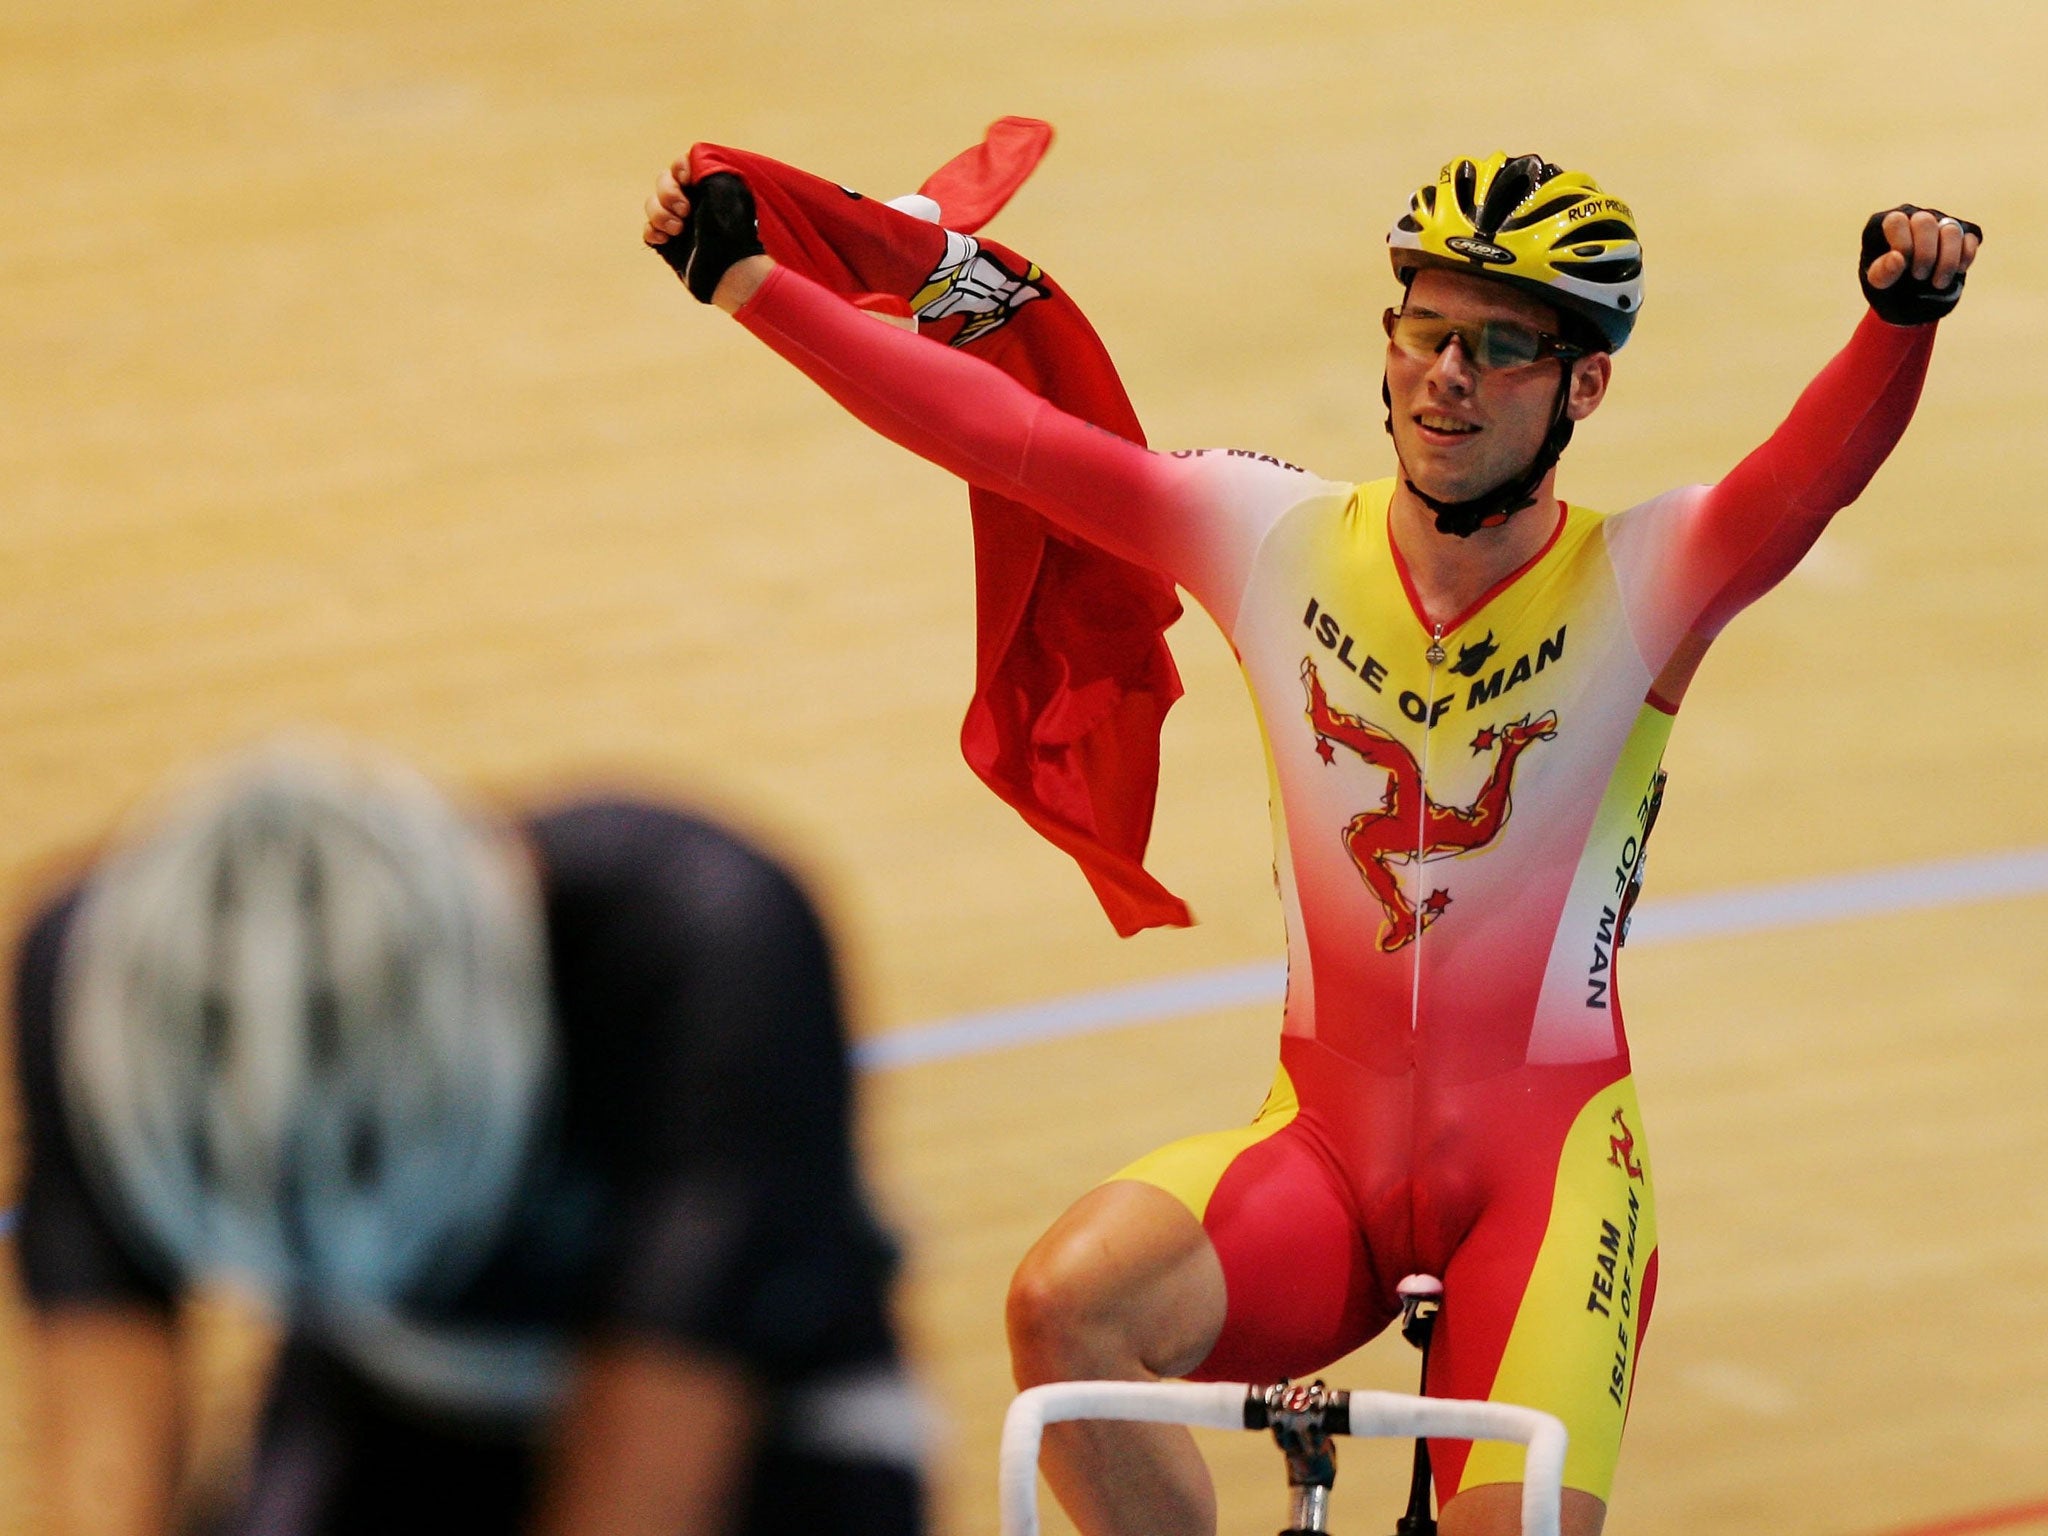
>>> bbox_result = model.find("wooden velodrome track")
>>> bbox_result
[4,0,2045,1531]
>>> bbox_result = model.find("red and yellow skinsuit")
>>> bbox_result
[733,261,1934,1501]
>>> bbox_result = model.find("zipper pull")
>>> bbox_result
[1424,623,1446,669]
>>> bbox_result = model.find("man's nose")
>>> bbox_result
[1427,335,1477,393]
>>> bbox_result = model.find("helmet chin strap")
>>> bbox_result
[1382,364,1577,539]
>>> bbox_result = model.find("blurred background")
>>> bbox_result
[3,0,2044,1531]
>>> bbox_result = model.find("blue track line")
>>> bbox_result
[854,846,2048,1071]
[4,850,2043,1244]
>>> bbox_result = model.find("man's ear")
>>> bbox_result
[1566,351,1612,422]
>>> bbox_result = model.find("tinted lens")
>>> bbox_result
[1474,323,1544,369]
[1386,312,1551,372]
[1386,312,1454,361]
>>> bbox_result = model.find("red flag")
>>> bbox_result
[689,121,1191,934]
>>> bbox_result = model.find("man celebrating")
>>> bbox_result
[646,149,1977,1535]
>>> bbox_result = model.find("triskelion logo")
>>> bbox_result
[1607,1107,1645,1181]
[910,229,1048,347]
[1302,658,1556,952]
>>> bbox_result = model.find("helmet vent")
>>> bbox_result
[1568,256,1642,285]
[1452,160,1480,225]
[307,986,341,1066]
[348,1118,381,1187]
[188,1121,215,1186]
[1476,154,1556,236]
[199,993,230,1065]
[210,849,237,915]
[1502,193,1586,233]
[1556,219,1634,247]
[297,842,323,907]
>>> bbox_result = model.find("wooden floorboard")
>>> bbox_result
[3,2,2042,1530]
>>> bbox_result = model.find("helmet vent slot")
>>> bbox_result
[307,986,341,1066]
[1452,160,1480,224]
[1476,154,1555,235]
[297,843,324,907]
[348,1118,381,1187]
[1556,219,1634,247]
[199,994,230,1065]
[1566,256,1642,285]
[210,849,238,915]
[188,1121,214,1186]
[1501,193,1586,232]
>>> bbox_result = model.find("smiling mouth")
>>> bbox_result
[1415,412,1480,438]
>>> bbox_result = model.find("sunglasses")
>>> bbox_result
[1382,307,1586,373]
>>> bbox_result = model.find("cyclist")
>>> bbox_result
[13,744,926,1536]
[645,149,1977,1535]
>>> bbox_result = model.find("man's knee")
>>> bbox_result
[1005,1238,1097,1385]
[1004,1205,1146,1382]
[1005,1180,1226,1387]
[1440,1483,1605,1536]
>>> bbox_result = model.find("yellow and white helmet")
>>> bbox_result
[1388,152,1643,351]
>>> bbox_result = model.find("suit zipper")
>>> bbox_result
[1411,622,1446,1037]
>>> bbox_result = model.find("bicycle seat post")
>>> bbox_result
[1394,1274,1444,1536]
[1253,1379,1348,1535]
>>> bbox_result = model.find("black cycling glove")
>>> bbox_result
[656,172,766,304]
[1858,204,1982,326]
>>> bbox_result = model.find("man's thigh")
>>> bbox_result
[1427,1075,1660,1507]
[1115,1113,1391,1385]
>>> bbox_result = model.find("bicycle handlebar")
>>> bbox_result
[998,1380,1568,1536]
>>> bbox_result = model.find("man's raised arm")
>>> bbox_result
[642,160,1229,589]
[1665,205,1982,645]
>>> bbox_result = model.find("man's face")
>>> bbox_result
[1385,268,1605,506]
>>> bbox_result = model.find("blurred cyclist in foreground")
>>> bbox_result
[12,742,926,1536]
